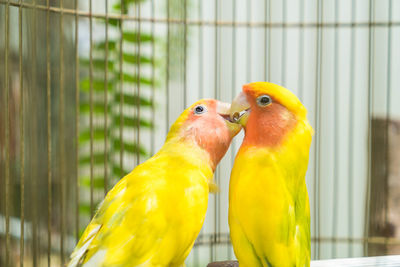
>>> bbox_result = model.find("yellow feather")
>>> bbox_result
[229,82,313,267]
[68,100,231,267]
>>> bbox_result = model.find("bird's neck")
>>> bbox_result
[160,137,216,172]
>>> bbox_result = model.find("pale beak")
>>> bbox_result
[217,101,242,135]
[230,92,251,126]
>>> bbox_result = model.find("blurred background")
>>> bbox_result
[1,0,400,266]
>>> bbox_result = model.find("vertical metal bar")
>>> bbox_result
[384,0,392,250]
[212,0,219,261]
[4,1,10,266]
[119,0,124,177]
[104,0,109,195]
[331,0,340,257]
[195,2,203,264]
[32,1,39,265]
[150,0,155,156]
[198,0,203,99]
[183,0,187,108]
[136,0,141,166]
[59,0,66,263]
[348,0,356,257]
[364,0,375,255]
[19,1,25,266]
[314,0,323,259]
[74,0,80,243]
[298,0,304,100]
[231,0,236,94]
[229,1,236,259]
[264,0,271,81]
[89,0,94,218]
[46,0,53,264]
[246,0,251,82]
[166,0,170,134]
[281,0,287,85]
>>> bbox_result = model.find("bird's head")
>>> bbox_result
[230,82,308,147]
[167,99,242,169]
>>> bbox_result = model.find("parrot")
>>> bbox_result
[228,82,313,267]
[68,99,241,267]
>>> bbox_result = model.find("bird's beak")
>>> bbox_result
[217,101,242,136]
[230,92,251,126]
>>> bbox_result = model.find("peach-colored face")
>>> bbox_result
[243,94,296,147]
[181,99,241,169]
[231,86,297,148]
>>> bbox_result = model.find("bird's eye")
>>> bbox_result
[194,105,207,115]
[257,95,272,107]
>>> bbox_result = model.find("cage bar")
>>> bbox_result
[0,1,399,28]
[18,1,24,266]
[281,0,287,85]
[74,0,80,245]
[150,0,155,156]
[88,0,94,219]
[246,0,251,82]
[314,0,323,259]
[4,1,10,266]
[46,0,52,264]
[119,0,124,178]
[136,0,141,166]
[104,0,109,195]
[297,0,304,100]
[364,0,376,256]
[332,0,340,257]
[59,0,66,263]
[348,0,357,257]
[31,1,39,265]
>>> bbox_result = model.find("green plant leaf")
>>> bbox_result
[95,40,117,50]
[108,18,121,27]
[113,139,147,156]
[113,93,153,107]
[113,0,147,13]
[123,53,152,65]
[112,165,129,178]
[79,128,109,143]
[80,102,111,114]
[112,115,154,129]
[81,176,106,189]
[79,203,91,215]
[80,58,115,71]
[80,79,115,92]
[122,32,154,43]
[116,72,153,85]
[80,153,107,165]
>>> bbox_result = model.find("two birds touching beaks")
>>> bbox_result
[68,82,314,267]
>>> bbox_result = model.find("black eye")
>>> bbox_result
[257,95,272,106]
[194,105,207,115]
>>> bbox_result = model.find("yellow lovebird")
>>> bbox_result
[228,82,313,267]
[68,99,241,267]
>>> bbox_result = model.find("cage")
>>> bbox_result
[1,0,400,266]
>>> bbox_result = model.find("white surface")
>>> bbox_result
[311,255,400,267]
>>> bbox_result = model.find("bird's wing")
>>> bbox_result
[294,182,311,267]
[68,165,170,267]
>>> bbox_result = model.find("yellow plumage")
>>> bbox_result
[68,99,240,267]
[229,82,313,267]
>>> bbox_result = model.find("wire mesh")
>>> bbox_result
[0,0,400,266]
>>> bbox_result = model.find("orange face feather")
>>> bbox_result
[168,99,241,170]
[242,100,297,147]
[231,83,301,148]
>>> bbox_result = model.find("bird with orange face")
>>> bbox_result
[68,99,241,267]
[228,82,313,267]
